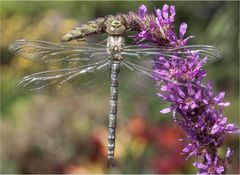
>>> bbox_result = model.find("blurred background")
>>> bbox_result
[1,1,239,174]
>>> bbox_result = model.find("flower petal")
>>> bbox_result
[162,4,169,20]
[214,91,225,103]
[182,35,194,45]
[193,162,208,169]
[211,124,220,134]
[169,5,175,22]
[218,102,230,106]
[182,144,192,153]
[138,4,147,18]
[160,107,171,114]
[179,23,187,38]
[205,153,212,164]
[226,147,233,158]
[225,123,239,133]
[155,8,163,22]
[217,166,224,174]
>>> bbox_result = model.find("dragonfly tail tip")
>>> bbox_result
[107,158,114,168]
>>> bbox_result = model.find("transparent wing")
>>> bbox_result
[122,60,179,84]
[17,59,110,95]
[9,39,107,67]
[121,44,221,96]
[119,59,182,100]
[124,44,223,64]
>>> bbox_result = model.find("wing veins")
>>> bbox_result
[123,60,183,86]
[9,39,107,65]
[18,59,109,90]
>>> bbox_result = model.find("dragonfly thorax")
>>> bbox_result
[107,36,125,61]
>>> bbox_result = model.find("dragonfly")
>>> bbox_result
[9,16,223,166]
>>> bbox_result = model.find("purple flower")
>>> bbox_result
[133,4,194,46]
[155,4,175,25]
[133,4,239,174]
[193,154,225,174]
[168,23,194,46]
[213,92,230,106]
[153,54,207,85]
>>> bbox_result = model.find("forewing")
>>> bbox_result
[9,39,107,67]
[124,44,223,65]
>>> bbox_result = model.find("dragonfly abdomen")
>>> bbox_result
[108,61,120,166]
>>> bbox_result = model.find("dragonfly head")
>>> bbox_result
[106,20,126,35]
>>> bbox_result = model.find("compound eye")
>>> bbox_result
[111,20,121,28]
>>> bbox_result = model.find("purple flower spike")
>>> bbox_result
[133,4,239,174]
[133,3,183,45]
